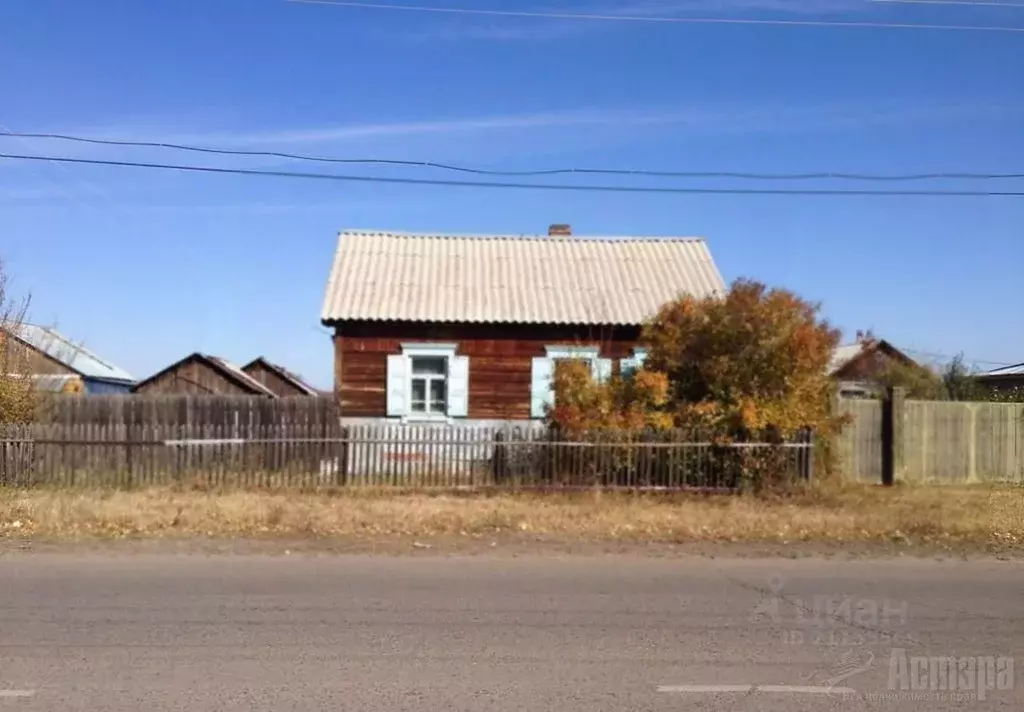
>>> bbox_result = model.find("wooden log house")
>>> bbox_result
[320,225,726,426]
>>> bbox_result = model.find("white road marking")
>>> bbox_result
[0,690,36,698]
[658,685,753,693]
[658,684,858,695]
[759,685,857,694]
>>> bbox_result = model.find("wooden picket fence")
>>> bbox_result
[0,395,814,491]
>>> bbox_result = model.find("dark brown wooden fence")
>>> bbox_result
[0,395,344,488]
[0,397,813,491]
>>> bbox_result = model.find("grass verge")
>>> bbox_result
[1,480,1021,551]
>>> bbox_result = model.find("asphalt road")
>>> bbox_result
[0,552,1021,711]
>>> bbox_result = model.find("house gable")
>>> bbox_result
[132,353,277,396]
[829,338,927,397]
[242,357,319,397]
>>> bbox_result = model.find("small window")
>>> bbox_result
[410,356,448,414]
[553,357,594,378]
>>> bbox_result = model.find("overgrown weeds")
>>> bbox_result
[0,482,1019,549]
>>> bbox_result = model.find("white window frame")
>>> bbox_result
[400,343,458,423]
[544,345,601,379]
[620,347,649,379]
[530,345,613,419]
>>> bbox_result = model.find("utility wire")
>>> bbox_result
[285,0,1024,33]
[2,152,1024,197]
[895,346,1017,368]
[0,122,114,213]
[3,131,1021,182]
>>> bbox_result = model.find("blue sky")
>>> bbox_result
[2,0,1022,388]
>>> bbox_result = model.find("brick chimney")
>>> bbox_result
[548,223,572,237]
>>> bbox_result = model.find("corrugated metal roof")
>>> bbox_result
[828,343,867,375]
[981,362,1024,377]
[10,323,135,383]
[320,230,726,325]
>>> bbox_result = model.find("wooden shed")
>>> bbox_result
[320,225,726,425]
[242,357,320,398]
[131,353,277,397]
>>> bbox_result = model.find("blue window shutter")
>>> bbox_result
[530,357,554,419]
[447,355,469,417]
[386,354,409,416]
[595,358,613,383]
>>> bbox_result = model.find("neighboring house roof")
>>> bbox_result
[828,338,916,376]
[242,357,320,396]
[320,230,726,326]
[978,362,1024,379]
[6,323,135,383]
[132,353,277,396]
[828,343,867,375]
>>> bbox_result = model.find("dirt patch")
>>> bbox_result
[2,533,1019,561]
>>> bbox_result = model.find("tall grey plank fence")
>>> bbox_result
[836,398,883,483]
[836,391,1024,485]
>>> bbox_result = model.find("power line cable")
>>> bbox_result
[0,123,114,213]
[894,346,1016,367]
[285,0,1024,33]
[3,152,1024,197]
[3,131,1022,182]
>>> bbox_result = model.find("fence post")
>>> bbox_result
[337,425,349,487]
[492,430,507,485]
[806,429,814,483]
[881,386,905,486]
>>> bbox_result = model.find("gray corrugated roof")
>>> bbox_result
[981,362,1024,377]
[828,343,867,375]
[321,230,726,325]
[10,324,135,383]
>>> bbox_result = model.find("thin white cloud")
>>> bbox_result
[604,0,869,17]
[207,111,640,145]
[6,99,1020,174]
[396,0,873,43]
[172,101,1024,146]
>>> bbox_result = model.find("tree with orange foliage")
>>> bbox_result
[642,278,842,438]
[548,278,842,439]
[544,279,841,489]
[548,359,673,437]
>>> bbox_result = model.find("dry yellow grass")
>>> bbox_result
[1,481,1021,548]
